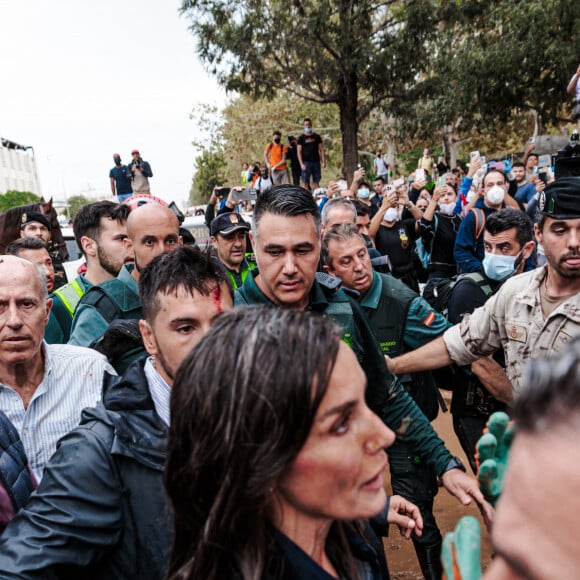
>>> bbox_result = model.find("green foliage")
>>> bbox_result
[0,190,40,212]
[180,0,443,176]
[394,0,580,138]
[183,0,580,183]
[67,195,92,220]
[190,147,227,204]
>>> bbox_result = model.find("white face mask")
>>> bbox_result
[439,202,456,215]
[384,208,399,223]
[358,188,370,199]
[486,185,505,205]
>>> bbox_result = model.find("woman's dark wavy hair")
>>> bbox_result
[165,307,348,580]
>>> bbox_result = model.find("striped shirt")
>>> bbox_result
[0,342,115,482]
[144,356,171,427]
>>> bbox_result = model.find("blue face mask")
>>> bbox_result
[482,249,523,281]
[358,188,370,199]
[304,127,313,134]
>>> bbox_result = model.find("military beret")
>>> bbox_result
[538,177,580,219]
[21,211,50,230]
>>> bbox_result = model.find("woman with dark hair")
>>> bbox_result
[166,307,421,580]
[419,183,462,280]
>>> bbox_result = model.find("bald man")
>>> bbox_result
[0,256,113,481]
[69,204,182,348]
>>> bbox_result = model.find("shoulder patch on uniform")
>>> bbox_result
[423,311,436,327]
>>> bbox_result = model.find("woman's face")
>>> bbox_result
[275,342,395,527]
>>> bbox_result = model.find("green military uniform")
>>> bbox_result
[223,257,255,290]
[235,269,455,477]
[45,275,92,344]
[360,271,452,579]
[69,265,142,348]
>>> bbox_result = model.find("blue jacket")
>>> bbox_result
[454,198,499,274]
[0,360,170,579]
[0,411,35,532]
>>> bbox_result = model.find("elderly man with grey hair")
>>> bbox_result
[0,256,113,482]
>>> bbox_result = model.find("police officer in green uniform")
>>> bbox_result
[322,223,452,579]
[210,212,255,289]
[234,186,493,566]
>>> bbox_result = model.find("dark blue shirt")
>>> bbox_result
[109,165,133,195]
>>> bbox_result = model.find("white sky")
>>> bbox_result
[0,0,226,208]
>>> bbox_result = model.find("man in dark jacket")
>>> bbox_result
[0,246,233,579]
[235,186,493,534]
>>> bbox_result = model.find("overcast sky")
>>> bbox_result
[0,0,226,207]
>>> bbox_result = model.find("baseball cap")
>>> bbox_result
[131,149,140,155]
[113,153,121,158]
[538,177,580,219]
[210,212,251,237]
[21,211,50,230]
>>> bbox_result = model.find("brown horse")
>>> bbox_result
[0,198,69,261]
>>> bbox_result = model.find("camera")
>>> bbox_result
[135,160,142,169]
[553,130,580,179]
[232,188,257,203]
[214,187,231,198]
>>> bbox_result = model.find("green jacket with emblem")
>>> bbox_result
[234,269,454,476]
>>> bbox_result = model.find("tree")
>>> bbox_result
[0,190,40,212]
[392,0,580,145]
[180,0,442,178]
[67,195,92,220]
[190,146,227,204]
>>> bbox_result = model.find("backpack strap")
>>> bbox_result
[82,288,121,325]
[469,208,486,239]
[459,272,494,298]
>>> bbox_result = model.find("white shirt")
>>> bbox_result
[143,356,171,427]
[0,343,115,482]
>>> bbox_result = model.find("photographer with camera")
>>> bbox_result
[128,149,153,194]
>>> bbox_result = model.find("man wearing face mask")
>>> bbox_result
[445,209,535,469]
[454,169,519,274]
[264,131,289,185]
[297,118,325,191]
[387,177,580,405]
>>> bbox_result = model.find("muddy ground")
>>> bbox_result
[384,391,493,579]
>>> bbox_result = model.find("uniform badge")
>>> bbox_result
[423,311,436,327]
[538,191,546,212]
[505,323,527,343]
[21,213,28,225]
[229,214,239,224]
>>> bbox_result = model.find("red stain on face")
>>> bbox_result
[212,286,222,313]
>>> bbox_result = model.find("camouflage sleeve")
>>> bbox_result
[444,286,507,365]
[350,298,453,476]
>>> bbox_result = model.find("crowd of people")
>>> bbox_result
[0,117,578,579]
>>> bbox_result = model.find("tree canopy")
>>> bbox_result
[0,190,40,212]
[182,0,580,181]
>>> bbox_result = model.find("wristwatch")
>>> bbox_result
[442,455,467,475]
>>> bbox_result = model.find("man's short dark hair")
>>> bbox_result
[354,200,371,218]
[254,185,321,237]
[6,237,47,255]
[139,245,232,323]
[73,201,130,255]
[303,118,312,124]
[485,208,534,247]
[273,130,281,138]
[512,161,525,169]
[528,153,539,161]
[483,168,507,187]
[373,176,386,184]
